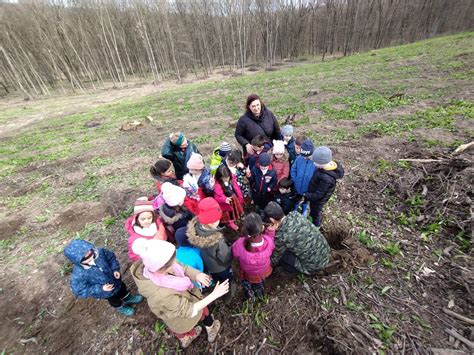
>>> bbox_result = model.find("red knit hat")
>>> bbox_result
[198,197,222,224]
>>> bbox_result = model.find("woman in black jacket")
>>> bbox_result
[234,94,282,156]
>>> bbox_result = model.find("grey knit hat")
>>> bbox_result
[281,125,294,136]
[312,146,332,165]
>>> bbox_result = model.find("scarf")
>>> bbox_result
[143,262,194,291]
[133,222,158,237]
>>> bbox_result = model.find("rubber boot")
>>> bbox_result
[122,293,144,305]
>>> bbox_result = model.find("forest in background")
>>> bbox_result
[1,0,473,97]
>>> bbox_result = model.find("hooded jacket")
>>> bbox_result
[290,155,316,195]
[305,162,345,205]
[158,204,194,232]
[64,240,121,299]
[186,218,232,274]
[124,215,167,262]
[213,174,244,212]
[235,106,281,149]
[161,138,200,180]
[271,155,290,183]
[271,212,330,274]
[231,231,275,280]
[130,261,203,333]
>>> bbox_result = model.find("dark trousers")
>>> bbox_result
[278,250,300,275]
[241,279,265,299]
[211,267,234,283]
[106,281,129,308]
[309,203,324,227]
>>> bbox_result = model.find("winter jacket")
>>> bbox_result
[235,106,282,149]
[187,218,232,274]
[209,147,222,175]
[124,215,167,262]
[131,261,203,333]
[247,142,272,170]
[161,138,200,180]
[290,156,316,195]
[271,212,330,274]
[305,162,345,206]
[176,246,204,272]
[271,156,290,183]
[182,168,213,201]
[249,165,277,206]
[231,231,275,281]
[286,138,297,166]
[213,175,244,212]
[158,204,194,232]
[274,191,297,215]
[64,240,121,299]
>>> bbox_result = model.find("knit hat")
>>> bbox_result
[161,182,186,207]
[259,152,271,167]
[300,139,315,157]
[170,132,185,146]
[175,227,191,247]
[134,197,154,215]
[312,146,333,165]
[281,125,294,136]
[198,197,222,224]
[272,140,285,155]
[187,153,204,170]
[132,238,175,272]
[218,142,232,158]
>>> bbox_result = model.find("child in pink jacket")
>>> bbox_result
[231,213,275,300]
[213,164,244,231]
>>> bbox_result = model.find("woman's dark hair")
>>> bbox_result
[227,149,243,164]
[242,213,263,251]
[134,211,155,228]
[245,94,263,110]
[262,202,285,224]
[278,177,293,190]
[159,250,177,272]
[150,159,172,179]
[215,164,232,183]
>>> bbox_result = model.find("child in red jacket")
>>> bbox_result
[231,213,275,300]
[213,164,244,231]
[271,140,290,184]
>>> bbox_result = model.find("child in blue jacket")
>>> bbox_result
[290,139,316,217]
[175,226,204,272]
[247,153,277,210]
[64,239,143,316]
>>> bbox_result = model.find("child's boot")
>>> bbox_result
[122,293,144,305]
[205,319,221,342]
[227,221,239,231]
[180,326,202,348]
[116,305,135,316]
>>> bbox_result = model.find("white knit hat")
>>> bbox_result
[132,238,175,272]
[161,182,186,207]
[272,140,285,154]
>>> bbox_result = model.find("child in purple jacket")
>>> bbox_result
[231,213,275,300]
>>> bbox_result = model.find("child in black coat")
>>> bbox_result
[274,177,296,215]
[247,153,277,210]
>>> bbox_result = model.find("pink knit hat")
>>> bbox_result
[134,196,154,215]
[187,153,205,170]
[132,238,175,272]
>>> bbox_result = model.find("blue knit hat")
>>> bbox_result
[312,146,333,165]
[175,227,191,247]
[300,140,314,157]
[282,125,294,136]
[259,153,272,167]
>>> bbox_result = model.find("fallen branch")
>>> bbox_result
[431,348,469,355]
[399,158,443,163]
[350,324,383,347]
[255,338,267,355]
[453,141,474,155]
[218,327,247,351]
[442,308,474,325]
[444,329,474,349]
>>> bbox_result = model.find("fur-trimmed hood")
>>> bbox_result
[158,205,184,225]
[186,217,224,249]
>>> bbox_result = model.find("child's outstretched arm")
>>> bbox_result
[191,280,229,317]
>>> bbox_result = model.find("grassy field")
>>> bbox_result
[0,32,473,353]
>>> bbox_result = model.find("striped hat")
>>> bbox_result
[134,197,154,215]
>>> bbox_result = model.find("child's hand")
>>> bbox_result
[212,280,230,299]
[245,168,251,177]
[113,271,121,279]
[103,283,115,292]
[226,197,232,204]
[195,273,211,287]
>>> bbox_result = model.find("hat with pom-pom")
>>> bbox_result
[134,196,154,215]
[272,140,285,155]
[132,238,175,272]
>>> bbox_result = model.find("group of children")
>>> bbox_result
[63,125,344,348]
